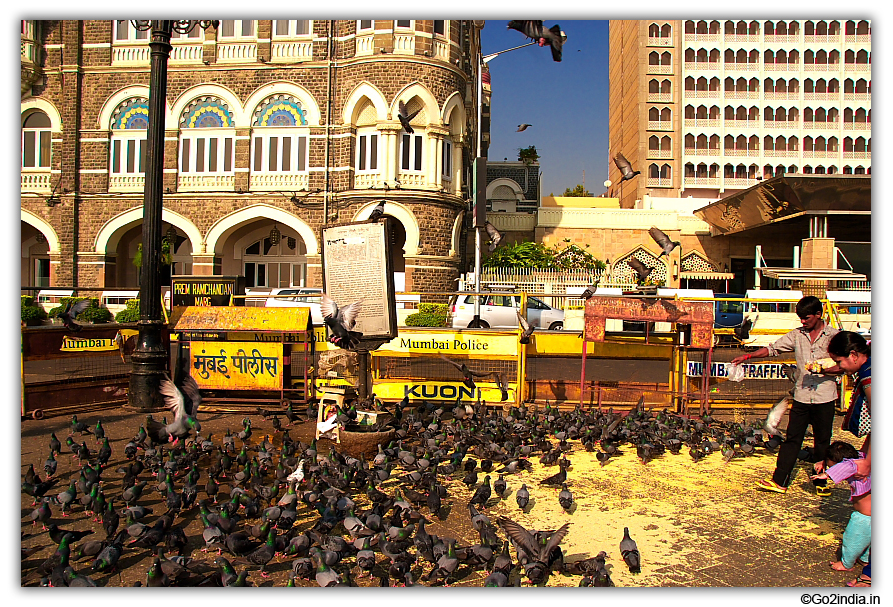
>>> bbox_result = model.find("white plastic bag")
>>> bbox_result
[727,362,746,382]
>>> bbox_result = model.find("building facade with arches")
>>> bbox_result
[21,20,485,297]
[608,20,871,208]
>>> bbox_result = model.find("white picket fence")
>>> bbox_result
[461,267,636,309]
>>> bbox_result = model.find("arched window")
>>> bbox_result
[815,136,827,152]
[749,135,759,151]
[22,110,52,169]
[661,52,671,65]
[109,97,148,180]
[856,21,869,35]
[827,165,837,174]
[725,49,735,63]
[398,98,426,174]
[650,107,661,121]
[661,79,672,94]
[649,79,660,94]
[696,106,707,120]
[788,136,799,151]
[650,135,661,150]
[649,163,661,178]
[660,108,671,122]
[803,136,814,151]
[764,135,774,151]
[649,51,660,65]
[828,136,839,152]
[242,228,309,288]
[649,23,661,37]
[685,21,695,34]
[178,96,235,179]
[764,21,775,36]
[661,24,671,37]
[661,136,672,151]
[854,166,865,175]
[250,94,310,187]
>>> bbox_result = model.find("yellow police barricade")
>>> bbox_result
[168,306,314,408]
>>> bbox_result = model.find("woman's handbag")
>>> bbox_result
[842,368,871,437]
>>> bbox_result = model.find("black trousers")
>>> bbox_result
[772,399,836,487]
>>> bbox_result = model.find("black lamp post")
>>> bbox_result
[128,20,217,411]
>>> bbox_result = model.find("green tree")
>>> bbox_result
[562,184,592,197]
[517,145,539,165]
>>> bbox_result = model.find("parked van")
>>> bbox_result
[713,293,745,329]
[448,292,564,330]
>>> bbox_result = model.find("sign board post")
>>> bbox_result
[322,221,397,399]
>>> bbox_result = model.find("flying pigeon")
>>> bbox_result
[648,226,681,258]
[497,516,571,583]
[516,124,532,132]
[320,294,363,350]
[368,201,386,222]
[613,153,641,182]
[485,221,503,252]
[764,396,790,438]
[516,310,535,344]
[507,20,564,62]
[59,299,91,332]
[735,314,758,341]
[397,100,421,134]
[157,374,202,444]
[438,353,491,391]
[627,258,653,283]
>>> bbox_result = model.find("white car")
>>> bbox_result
[448,293,564,330]
[263,288,324,324]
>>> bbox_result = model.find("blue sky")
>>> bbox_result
[481,20,609,197]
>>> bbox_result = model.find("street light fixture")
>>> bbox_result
[127,20,217,412]
[472,33,565,319]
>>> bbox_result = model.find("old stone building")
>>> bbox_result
[21,20,485,298]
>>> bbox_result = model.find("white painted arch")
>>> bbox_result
[486,178,525,201]
[94,207,203,255]
[21,209,61,253]
[205,204,319,257]
[351,200,420,256]
[244,81,322,127]
[21,97,63,131]
[169,83,246,128]
[96,84,154,130]
[341,81,389,125]
[441,91,467,133]
[449,211,464,258]
[391,82,440,126]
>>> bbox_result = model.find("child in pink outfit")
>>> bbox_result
[812,441,870,571]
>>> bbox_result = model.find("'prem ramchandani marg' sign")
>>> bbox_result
[190,341,282,390]
[171,276,244,307]
[687,361,791,380]
[376,331,519,356]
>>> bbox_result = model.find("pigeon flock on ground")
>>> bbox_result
[22,371,788,587]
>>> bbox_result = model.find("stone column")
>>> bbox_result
[378,122,401,186]
[191,253,219,276]
[426,125,449,190]
[450,134,464,195]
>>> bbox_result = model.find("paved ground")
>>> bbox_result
[20,405,866,588]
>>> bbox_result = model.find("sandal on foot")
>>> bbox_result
[756,478,787,493]
[846,575,871,588]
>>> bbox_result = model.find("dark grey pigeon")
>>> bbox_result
[397,100,421,134]
[613,152,641,182]
[507,20,564,62]
[59,299,91,332]
[320,294,363,350]
[648,226,681,258]
[485,221,503,252]
[368,200,386,222]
